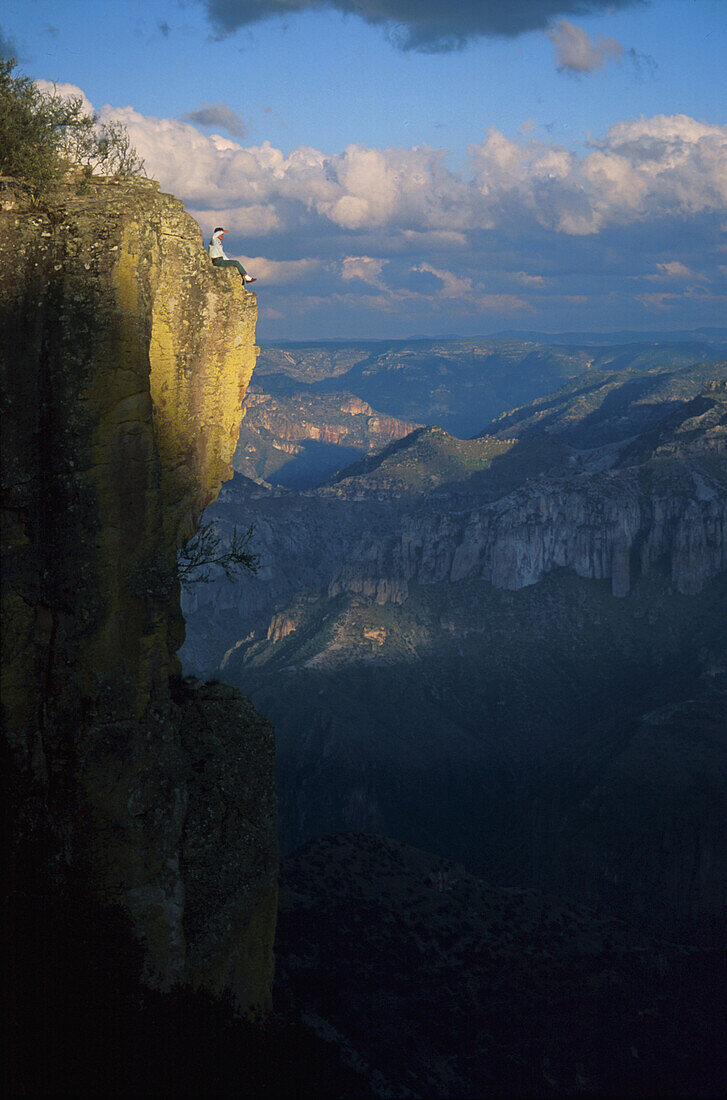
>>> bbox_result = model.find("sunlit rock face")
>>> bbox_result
[234,388,418,488]
[1,176,276,1012]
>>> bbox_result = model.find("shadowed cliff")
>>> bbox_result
[1,174,277,1038]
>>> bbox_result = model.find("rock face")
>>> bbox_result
[1,176,276,1012]
[338,464,727,600]
[234,388,418,488]
[326,391,727,601]
[244,390,414,447]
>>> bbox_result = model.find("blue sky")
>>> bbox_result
[3,0,727,339]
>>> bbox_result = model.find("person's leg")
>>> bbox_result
[211,257,249,280]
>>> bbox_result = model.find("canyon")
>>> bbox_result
[182,359,727,939]
[4,168,727,1094]
[234,388,418,487]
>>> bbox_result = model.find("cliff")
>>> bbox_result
[234,388,419,488]
[1,176,277,1013]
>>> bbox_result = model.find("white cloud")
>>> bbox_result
[239,256,323,284]
[413,262,473,298]
[548,21,624,75]
[96,96,727,248]
[469,115,727,235]
[194,204,283,236]
[581,115,727,228]
[34,78,95,116]
[341,256,388,287]
[475,293,532,313]
[636,291,680,311]
[329,195,373,230]
[400,230,467,249]
[44,82,727,333]
[513,271,546,286]
[647,261,694,281]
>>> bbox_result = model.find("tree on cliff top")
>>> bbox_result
[0,57,144,195]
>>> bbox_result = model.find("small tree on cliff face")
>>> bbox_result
[0,57,144,196]
[177,522,260,590]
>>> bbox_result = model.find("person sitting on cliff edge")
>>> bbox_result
[208,227,257,287]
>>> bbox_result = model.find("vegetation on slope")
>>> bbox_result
[254,337,726,439]
[277,833,727,1098]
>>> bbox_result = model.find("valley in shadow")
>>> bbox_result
[179,340,727,1096]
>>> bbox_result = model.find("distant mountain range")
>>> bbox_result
[248,335,727,475]
[267,327,727,348]
[489,326,727,346]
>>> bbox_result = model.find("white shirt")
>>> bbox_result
[209,231,227,259]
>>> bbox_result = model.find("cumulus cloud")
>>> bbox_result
[469,115,727,234]
[34,78,95,116]
[548,20,624,73]
[48,81,726,334]
[98,96,727,257]
[199,0,646,52]
[341,256,388,287]
[182,102,247,138]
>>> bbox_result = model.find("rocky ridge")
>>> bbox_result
[255,335,726,438]
[331,446,726,600]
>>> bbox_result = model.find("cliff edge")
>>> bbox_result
[1,176,277,1013]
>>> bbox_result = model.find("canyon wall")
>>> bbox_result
[1,175,277,1012]
[330,469,727,601]
[234,389,419,487]
[329,403,727,602]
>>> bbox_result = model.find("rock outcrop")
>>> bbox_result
[347,467,726,599]
[244,391,414,447]
[1,176,276,1012]
[234,388,418,488]
[180,388,727,678]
